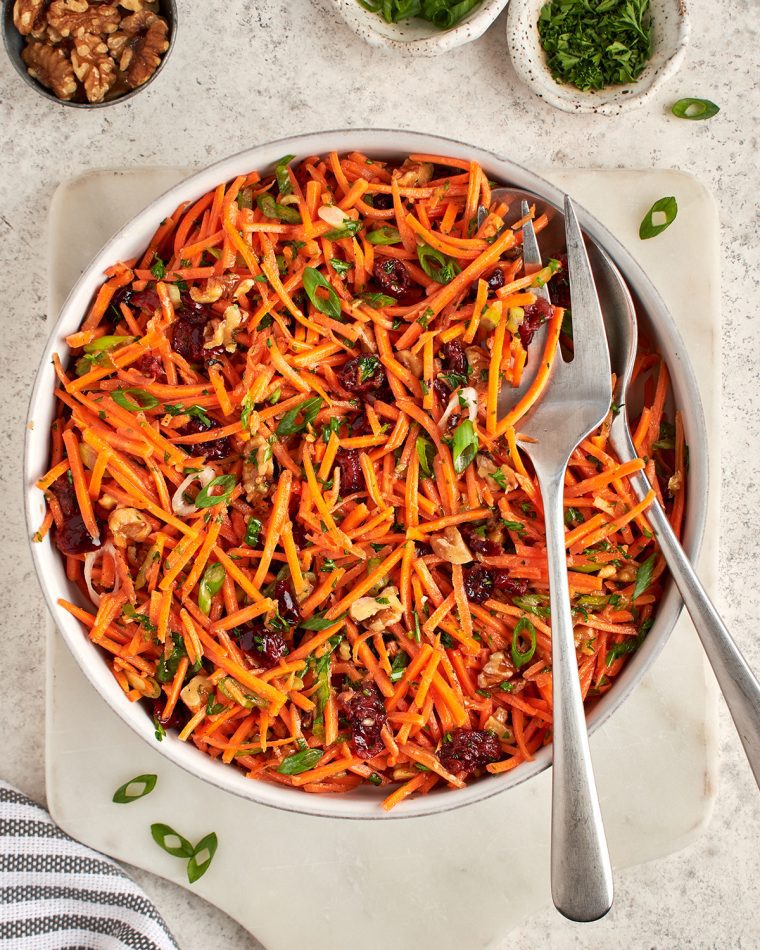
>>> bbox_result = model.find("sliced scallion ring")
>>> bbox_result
[511,617,537,667]
[198,562,226,615]
[366,226,401,245]
[194,474,237,509]
[417,242,461,284]
[277,748,323,775]
[112,773,157,804]
[112,388,160,412]
[639,196,678,240]
[302,267,342,320]
[671,98,720,120]
[150,823,195,858]
[187,832,218,883]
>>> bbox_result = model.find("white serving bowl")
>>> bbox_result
[25,129,708,819]
[506,0,690,115]
[329,0,509,55]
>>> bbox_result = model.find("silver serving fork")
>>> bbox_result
[498,196,614,921]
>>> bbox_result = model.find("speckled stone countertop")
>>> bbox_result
[1,1,758,947]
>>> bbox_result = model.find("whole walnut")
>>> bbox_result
[22,40,77,100]
[71,31,117,103]
[108,10,169,89]
[48,0,120,38]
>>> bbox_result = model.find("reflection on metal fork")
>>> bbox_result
[506,197,614,922]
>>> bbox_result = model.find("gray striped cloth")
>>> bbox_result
[1,781,178,949]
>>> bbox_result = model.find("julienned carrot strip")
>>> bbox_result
[41,150,675,811]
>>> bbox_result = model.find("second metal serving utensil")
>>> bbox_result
[600,254,760,790]
[499,196,614,921]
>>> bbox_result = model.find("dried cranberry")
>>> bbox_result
[433,378,451,406]
[460,524,503,558]
[171,297,214,364]
[338,356,387,398]
[486,268,505,292]
[337,448,364,492]
[492,571,528,597]
[370,192,394,211]
[237,623,288,668]
[152,696,183,732]
[464,565,494,604]
[440,339,467,377]
[519,297,554,350]
[373,258,411,300]
[178,417,231,461]
[274,578,301,626]
[438,728,502,775]
[349,412,370,435]
[550,255,570,310]
[133,353,164,380]
[129,288,161,313]
[49,474,101,555]
[341,683,387,759]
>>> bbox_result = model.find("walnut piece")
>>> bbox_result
[48,0,121,38]
[349,586,404,633]
[71,32,117,102]
[108,507,152,547]
[242,435,273,501]
[189,277,226,305]
[430,526,473,565]
[395,161,434,188]
[203,304,245,353]
[21,41,77,99]
[13,0,48,36]
[109,10,169,89]
[118,0,146,9]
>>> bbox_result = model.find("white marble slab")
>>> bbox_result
[45,166,719,948]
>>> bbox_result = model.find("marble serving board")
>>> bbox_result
[46,167,720,949]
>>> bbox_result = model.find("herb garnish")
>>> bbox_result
[639,196,678,239]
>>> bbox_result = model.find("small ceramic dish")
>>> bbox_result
[329,0,509,56]
[506,0,690,115]
[2,0,176,109]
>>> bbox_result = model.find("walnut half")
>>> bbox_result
[71,32,117,102]
[109,10,169,89]
[48,0,121,38]
[22,41,77,100]
[13,0,48,36]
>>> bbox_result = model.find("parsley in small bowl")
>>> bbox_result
[506,0,690,115]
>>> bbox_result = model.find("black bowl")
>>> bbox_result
[2,0,177,108]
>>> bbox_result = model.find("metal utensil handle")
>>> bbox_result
[538,467,614,922]
[625,466,760,789]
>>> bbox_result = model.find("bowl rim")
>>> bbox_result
[505,0,691,115]
[25,128,709,819]
[328,0,509,55]
[1,0,177,109]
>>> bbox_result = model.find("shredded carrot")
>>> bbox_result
[40,152,679,811]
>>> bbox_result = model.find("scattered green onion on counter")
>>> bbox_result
[671,98,720,120]
[639,196,678,240]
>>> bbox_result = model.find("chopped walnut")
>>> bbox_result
[190,277,226,305]
[109,10,169,89]
[71,32,116,102]
[477,651,516,690]
[204,304,245,353]
[395,161,434,188]
[484,708,514,741]
[475,454,519,493]
[108,507,152,547]
[180,675,212,712]
[48,0,121,38]
[13,0,48,36]
[668,471,683,496]
[396,349,423,378]
[118,0,146,9]
[242,435,274,501]
[430,526,473,565]
[465,345,489,377]
[21,41,77,99]
[349,586,404,633]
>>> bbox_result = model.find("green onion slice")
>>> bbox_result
[416,436,435,478]
[274,154,295,195]
[302,267,342,320]
[198,562,226,615]
[112,773,157,804]
[277,748,324,775]
[511,617,537,667]
[84,335,135,353]
[631,553,656,601]
[639,197,678,240]
[187,832,218,883]
[671,98,720,120]
[112,388,160,412]
[451,419,478,474]
[366,226,402,245]
[257,193,301,224]
[194,474,237,509]
[150,823,195,858]
[244,517,262,546]
[417,242,461,284]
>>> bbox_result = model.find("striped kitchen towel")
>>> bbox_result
[0,781,178,949]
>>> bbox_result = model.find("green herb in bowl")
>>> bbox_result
[537,0,653,91]
[359,0,484,29]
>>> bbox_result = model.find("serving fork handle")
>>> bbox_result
[613,424,760,790]
[537,465,614,922]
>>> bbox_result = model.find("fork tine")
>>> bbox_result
[521,201,550,303]
[564,196,612,379]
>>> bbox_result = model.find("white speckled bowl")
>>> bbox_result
[330,0,509,55]
[507,0,690,115]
